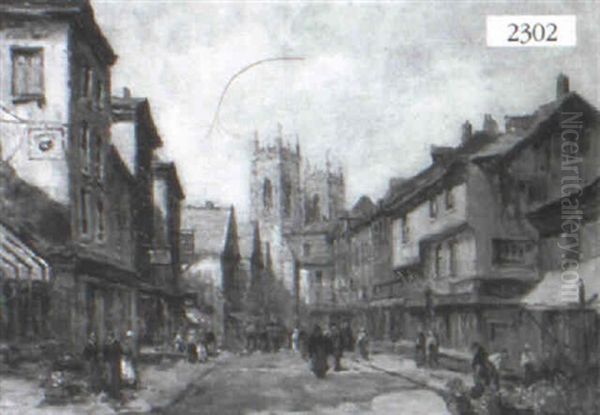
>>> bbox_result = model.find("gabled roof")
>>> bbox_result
[181,204,233,258]
[0,0,117,65]
[111,95,163,149]
[383,131,497,215]
[153,161,184,200]
[472,92,599,164]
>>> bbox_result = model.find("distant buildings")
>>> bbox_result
[248,128,346,326]
[0,0,185,350]
[180,203,244,349]
[321,75,600,369]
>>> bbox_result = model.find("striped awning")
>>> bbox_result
[0,223,49,282]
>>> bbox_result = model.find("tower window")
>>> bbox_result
[262,178,273,210]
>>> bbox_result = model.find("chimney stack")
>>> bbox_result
[482,114,499,136]
[557,73,570,99]
[461,120,472,144]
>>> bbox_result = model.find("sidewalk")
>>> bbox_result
[0,355,225,415]
[360,352,473,394]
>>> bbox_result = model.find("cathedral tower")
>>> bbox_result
[249,126,303,290]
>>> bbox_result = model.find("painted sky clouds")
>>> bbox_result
[92,0,599,218]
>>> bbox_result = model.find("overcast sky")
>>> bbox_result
[92,0,599,219]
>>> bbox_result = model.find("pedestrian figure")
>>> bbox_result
[174,332,185,354]
[121,330,138,388]
[426,330,439,368]
[197,339,208,362]
[356,328,369,360]
[341,322,355,352]
[329,323,344,371]
[82,332,102,393]
[488,348,509,388]
[415,331,426,368]
[103,331,123,400]
[520,343,536,386]
[292,327,300,353]
[204,330,217,356]
[308,325,330,378]
[471,342,493,394]
[245,322,256,352]
[187,332,199,363]
[299,328,308,360]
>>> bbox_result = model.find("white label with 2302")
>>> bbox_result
[487,15,576,47]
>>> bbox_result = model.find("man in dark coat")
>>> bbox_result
[82,332,101,393]
[103,331,122,400]
[329,323,344,371]
[341,322,355,352]
[308,325,331,378]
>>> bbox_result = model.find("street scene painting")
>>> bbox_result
[0,1,599,414]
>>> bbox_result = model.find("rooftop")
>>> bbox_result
[0,0,117,65]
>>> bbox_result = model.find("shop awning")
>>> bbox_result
[522,256,600,310]
[0,222,49,282]
[185,306,211,326]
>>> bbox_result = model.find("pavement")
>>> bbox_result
[160,350,452,415]
[1,351,464,414]
[0,356,220,415]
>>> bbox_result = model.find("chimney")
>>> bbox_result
[123,87,131,99]
[430,145,454,164]
[556,73,570,98]
[482,114,499,136]
[461,120,472,144]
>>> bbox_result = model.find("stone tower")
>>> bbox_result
[303,159,345,224]
[250,127,303,290]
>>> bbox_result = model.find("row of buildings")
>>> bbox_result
[249,74,600,369]
[0,0,185,351]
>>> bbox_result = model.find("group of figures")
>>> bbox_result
[294,323,369,379]
[173,330,217,363]
[244,321,289,353]
[444,341,583,415]
[81,331,138,400]
[415,330,440,368]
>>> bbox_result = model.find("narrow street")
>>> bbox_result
[159,351,448,415]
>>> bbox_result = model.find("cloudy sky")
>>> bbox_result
[92,0,599,219]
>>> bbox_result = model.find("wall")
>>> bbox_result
[0,19,70,204]
[392,183,468,269]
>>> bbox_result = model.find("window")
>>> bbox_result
[445,189,455,210]
[429,197,438,218]
[449,240,457,277]
[80,188,90,236]
[94,133,103,180]
[95,77,104,108]
[12,47,44,101]
[79,122,90,173]
[434,244,443,278]
[303,243,311,256]
[315,270,323,285]
[96,199,105,242]
[81,65,92,98]
[262,178,273,210]
[492,239,535,265]
[401,216,410,243]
